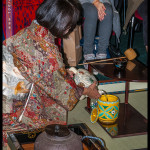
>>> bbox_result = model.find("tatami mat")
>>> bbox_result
[67,91,148,150]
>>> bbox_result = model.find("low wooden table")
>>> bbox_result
[85,59,147,138]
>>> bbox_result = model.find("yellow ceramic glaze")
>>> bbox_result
[90,107,99,123]
[102,123,118,136]
[98,95,119,124]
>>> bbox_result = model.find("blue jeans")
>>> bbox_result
[82,2,113,55]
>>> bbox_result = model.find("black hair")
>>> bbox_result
[36,0,82,38]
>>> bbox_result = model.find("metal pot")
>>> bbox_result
[34,124,83,150]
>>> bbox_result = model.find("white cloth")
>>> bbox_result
[3,45,30,100]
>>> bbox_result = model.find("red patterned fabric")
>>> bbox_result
[3,0,43,37]
[2,0,61,48]
[3,21,83,148]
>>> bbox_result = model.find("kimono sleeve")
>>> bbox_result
[37,56,84,111]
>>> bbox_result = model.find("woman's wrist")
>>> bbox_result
[83,87,88,95]
[93,0,101,6]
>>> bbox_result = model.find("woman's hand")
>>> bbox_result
[66,69,75,78]
[83,81,101,99]
[93,0,106,21]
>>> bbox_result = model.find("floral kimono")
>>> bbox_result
[3,20,83,147]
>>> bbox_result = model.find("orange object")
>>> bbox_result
[14,81,29,95]
[82,143,89,150]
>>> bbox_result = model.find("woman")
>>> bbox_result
[3,0,100,148]
[78,0,121,62]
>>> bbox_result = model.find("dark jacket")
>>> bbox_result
[123,0,144,30]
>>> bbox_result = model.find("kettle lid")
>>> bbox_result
[45,124,70,137]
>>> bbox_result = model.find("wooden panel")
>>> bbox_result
[21,143,34,150]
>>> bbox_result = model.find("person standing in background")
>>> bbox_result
[78,0,121,66]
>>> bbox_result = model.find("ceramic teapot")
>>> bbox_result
[34,124,83,150]
[69,67,104,100]
[90,94,120,124]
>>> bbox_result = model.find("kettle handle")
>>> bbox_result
[82,136,105,148]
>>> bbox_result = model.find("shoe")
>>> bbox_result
[84,54,95,60]
[93,53,107,75]
[84,54,100,75]
[108,45,123,58]
[95,53,107,60]
[83,54,95,70]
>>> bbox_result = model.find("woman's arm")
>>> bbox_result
[67,69,100,99]
[83,81,101,99]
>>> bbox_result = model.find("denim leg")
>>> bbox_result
[97,3,113,54]
[82,3,98,55]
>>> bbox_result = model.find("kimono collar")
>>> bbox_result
[31,20,55,44]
